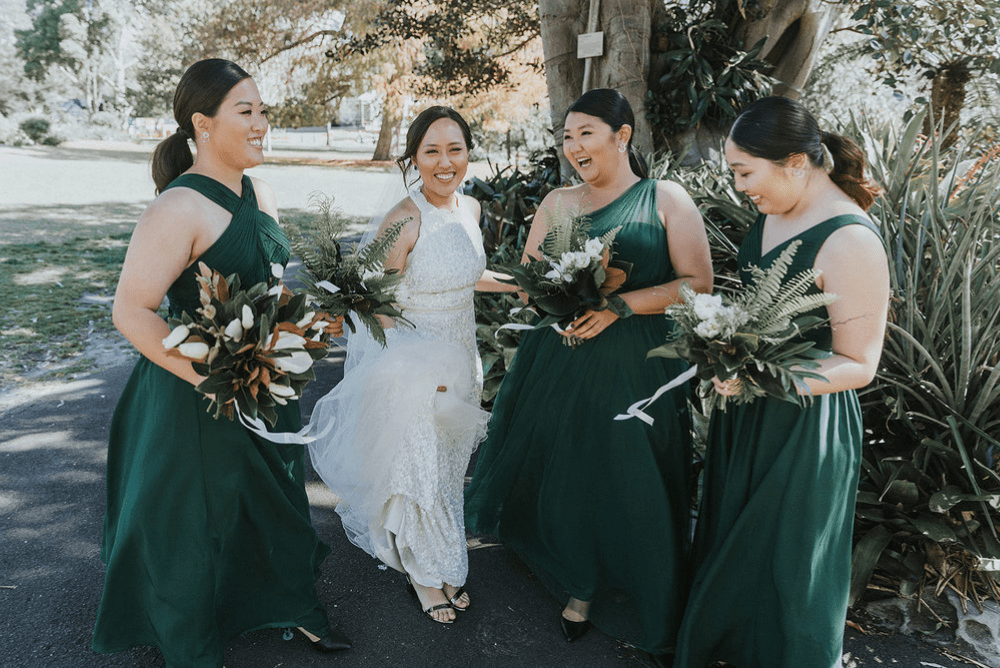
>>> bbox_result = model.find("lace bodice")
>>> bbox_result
[395,188,486,313]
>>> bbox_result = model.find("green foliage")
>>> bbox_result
[647,2,775,147]
[466,148,566,406]
[292,193,410,347]
[19,117,50,141]
[846,112,1000,604]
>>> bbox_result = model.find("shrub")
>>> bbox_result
[19,117,50,142]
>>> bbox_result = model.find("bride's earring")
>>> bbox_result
[201,131,210,143]
[792,167,804,178]
[618,144,627,153]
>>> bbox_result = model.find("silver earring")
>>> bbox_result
[618,144,627,153]
[201,131,210,143]
[792,167,805,178]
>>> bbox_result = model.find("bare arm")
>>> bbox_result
[374,199,420,329]
[112,191,209,386]
[618,180,714,315]
[798,224,889,395]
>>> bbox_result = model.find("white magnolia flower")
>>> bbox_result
[273,350,313,374]
[296,311,316,329]
[270,263,284,279]
[272,331,307,350]
[178,341,210,361]
[224,318,244,342]
[162,325,189,349]
[202,304,217,320]
[240,304,254,329]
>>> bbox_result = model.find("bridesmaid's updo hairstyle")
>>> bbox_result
[729,96,882,211]
[566,88,649,179]
[151,58,252,194]
[397,106,474,188]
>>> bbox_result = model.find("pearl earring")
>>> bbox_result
[618,144,627,153]
[201,131,210,143]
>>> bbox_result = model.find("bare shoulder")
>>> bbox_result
[383,196,420,227]
[654,179,696,208]
[139,187,204,233]
[459,192,481,219]
[248,176,278,218]
[538,185,585,218]
[818,218,887,271]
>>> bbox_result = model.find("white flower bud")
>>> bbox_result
[162,325,189,349]
[272,331,307,350]
[202,304,217,320]
[178,341,210,361]
[296,311,316,329]
[268,383,297,398]
[273,350,313,374]
[270,263,284,279]
[224,318,244,342]
[241,304,254,329]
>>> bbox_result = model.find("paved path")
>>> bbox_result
[0,142,982,667]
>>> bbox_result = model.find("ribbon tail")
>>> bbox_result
[238,410,317,445]
[614,365,699,425]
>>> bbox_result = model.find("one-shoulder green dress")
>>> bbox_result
[465,179,692,654]
[674,214,883,668]
[92,174,331,667]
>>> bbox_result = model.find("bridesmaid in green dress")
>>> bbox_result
[673,97,889,668]
[465,89,713,657]
[92,59,351,667]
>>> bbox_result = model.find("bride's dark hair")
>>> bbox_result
[397,106,474,187]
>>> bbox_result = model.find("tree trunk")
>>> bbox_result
[539,0,655,172]
[372,91,402,161]
[590,0,655,154]
[925,62,970,148]
[735,0,841,99]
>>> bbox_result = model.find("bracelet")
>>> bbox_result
[604,294,634,319]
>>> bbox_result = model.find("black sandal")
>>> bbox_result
[447,586,470,612]
[407,578,455,624]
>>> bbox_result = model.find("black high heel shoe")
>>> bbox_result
[298,627,352,652]
[559,614,590,642]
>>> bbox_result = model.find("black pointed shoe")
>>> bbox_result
[559,615,590,642]
[305,628,353,652]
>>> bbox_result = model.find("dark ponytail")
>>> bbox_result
[566,88,648,179]
[820,130,882,211]
[730,96,882,211]
[151,58,251,194]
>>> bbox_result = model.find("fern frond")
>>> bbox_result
[598,225,622,248]
[742,240,802,312]
[356,218,409,271]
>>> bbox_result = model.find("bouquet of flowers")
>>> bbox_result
[163,262,339,427]
[501,202,632,346]
[645,239,838,412]
[293,193,412,347]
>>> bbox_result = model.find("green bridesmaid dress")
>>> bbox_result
[674,214,882,668]
[465,179,692,654]
[92,174,331,667]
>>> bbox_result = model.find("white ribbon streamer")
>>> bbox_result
[316,280,341,294]
[614,365,699,426]
[237,401,339,445]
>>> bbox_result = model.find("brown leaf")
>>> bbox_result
[600,267,627,294]
[216,273,229,303]
[260,367,271,386]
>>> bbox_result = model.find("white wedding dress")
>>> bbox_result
[307,188,489,589]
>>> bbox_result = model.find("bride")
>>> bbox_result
[308,106,514,624]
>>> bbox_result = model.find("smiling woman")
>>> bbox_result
[91,59,351,667]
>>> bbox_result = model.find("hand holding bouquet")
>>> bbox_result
[163,262,339,427]
[648,239,837,411]
[502,202,632,346]
[294,193,412,347]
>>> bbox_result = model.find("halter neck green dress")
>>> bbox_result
[465,179,692,654]
[674,214,883,668]
[92,174,331,667]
